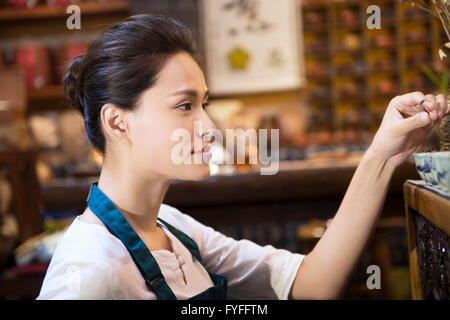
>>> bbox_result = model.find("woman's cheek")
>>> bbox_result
[168,121,194,154]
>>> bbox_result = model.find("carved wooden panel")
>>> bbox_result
[414,210,450,300]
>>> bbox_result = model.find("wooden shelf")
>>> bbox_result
[26,85,70,114]
[0,0,129,22]
[27,85,64,101]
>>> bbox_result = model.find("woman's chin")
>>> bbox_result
[177,163,211,181]
[193,163,211,180]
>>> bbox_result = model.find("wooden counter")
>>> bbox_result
[40,157,420,227]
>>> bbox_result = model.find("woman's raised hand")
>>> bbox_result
[367,91,449,168]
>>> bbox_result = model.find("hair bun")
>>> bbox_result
[64,54,85,115]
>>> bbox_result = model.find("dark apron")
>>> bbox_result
[86,182,228,300]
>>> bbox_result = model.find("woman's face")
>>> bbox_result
[126,51,216,181]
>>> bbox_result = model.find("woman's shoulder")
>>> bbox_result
[50,208,130,268]
[37,211,128,299]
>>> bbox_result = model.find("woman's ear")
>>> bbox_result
[100,103,130,144]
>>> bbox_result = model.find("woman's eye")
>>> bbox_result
[178,103,192,111]
[177,102,209,111]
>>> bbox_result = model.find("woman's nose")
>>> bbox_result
[203,133,215,143]
[199,110,216,136]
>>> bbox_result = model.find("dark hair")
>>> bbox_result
[64,14,196,154]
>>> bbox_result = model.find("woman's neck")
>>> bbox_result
[97,157,171,234]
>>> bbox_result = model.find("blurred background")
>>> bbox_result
[0,0,448,300]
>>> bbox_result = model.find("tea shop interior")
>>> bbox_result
[0,0,449,300]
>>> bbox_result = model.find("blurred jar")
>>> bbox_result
[7,0,27,8]
[47,0,78,6]
[14,42,52,90]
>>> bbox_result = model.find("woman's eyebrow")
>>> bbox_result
[170,89,209,99]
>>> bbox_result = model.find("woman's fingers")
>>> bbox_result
[422,94,436,118]
[424,93,450,120]
[393,91,449,121]
[396,91,425,106]
[394,91,426,116]
[397,111,430,136]
[435,93,448,117]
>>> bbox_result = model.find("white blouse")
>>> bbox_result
[36,203,305,300]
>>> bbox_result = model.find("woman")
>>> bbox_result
[37,14,448,300]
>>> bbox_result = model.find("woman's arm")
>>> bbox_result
[288,149,394,299]
[289,91,449,299]
[165,206,305,299]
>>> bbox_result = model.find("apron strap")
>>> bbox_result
[87,182,177,300]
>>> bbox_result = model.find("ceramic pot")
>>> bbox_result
[413,151,450,191]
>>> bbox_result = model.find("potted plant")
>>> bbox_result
[402,0,450,191]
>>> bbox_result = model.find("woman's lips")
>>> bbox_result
[191,144,211,154]
[191,145,212,161]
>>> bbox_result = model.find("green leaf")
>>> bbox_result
[441,73,448,96]
[421,64,449,95]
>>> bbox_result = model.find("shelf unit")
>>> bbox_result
[301,0,448,134]
[0,0,129,21]
[7,0,446,126]
[0,0,130,114]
